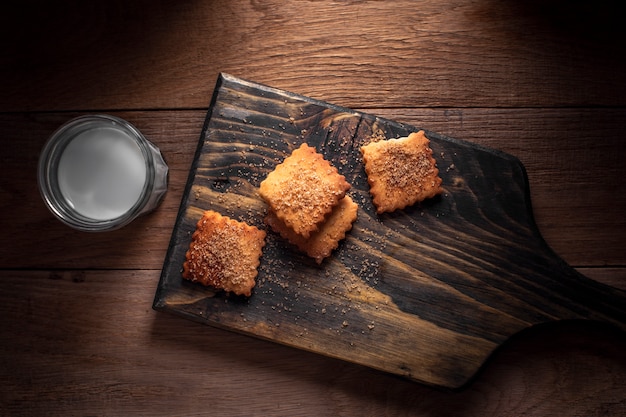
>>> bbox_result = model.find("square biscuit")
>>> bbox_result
[360,130,443,214]
[182,210,266,297]
[259,143,351,239]
[265,195,358,264]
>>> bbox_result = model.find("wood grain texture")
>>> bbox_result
[374,107,626,268]
[153,74,625,388]
[1,0,625,413]
[2,269,625,416]
[2,0,626,111]
[1,108,624,271]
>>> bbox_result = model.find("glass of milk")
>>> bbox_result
[38,115,168,231]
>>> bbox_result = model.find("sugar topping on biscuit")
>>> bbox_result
[182,210,266,297]
[361,130,443,214]
[259,143,351,238]
[266,195,358,264]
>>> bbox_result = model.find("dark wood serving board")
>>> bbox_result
[153,73,626,389]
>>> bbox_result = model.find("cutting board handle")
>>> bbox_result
[533,244,626,332]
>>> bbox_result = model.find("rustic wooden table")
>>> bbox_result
[1,1,625,416]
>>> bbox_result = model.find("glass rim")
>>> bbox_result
[37,114,157,232]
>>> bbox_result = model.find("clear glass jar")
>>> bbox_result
[38,115,168,231]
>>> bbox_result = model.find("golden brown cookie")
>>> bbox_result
[360,130,443,214]
[265,195,358,264]
[259,143,351,238]
[182,210,266,297]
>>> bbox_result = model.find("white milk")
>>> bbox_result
[57,127,147,221]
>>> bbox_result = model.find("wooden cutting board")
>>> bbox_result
[153,73,626,389]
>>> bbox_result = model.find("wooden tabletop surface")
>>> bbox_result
[1,1,625,416]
